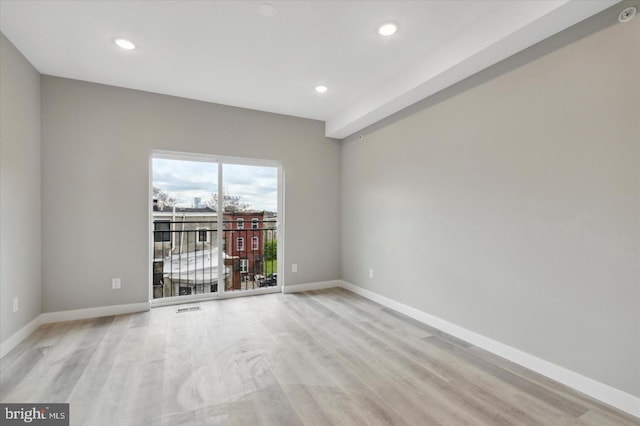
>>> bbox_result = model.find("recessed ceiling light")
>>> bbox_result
[315,85,328,94]
[113,38,136,50]
[378,23,398,37]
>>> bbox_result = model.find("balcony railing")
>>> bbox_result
[152,220,277,299]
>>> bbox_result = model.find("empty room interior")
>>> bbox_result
[1,0,639,424]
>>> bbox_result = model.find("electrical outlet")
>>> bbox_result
[13,297,19,312]
[292,264,298,273]
[112,278,121,289]
[369,268,374,279]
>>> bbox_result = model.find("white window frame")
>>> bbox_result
[251,236,259,251]
[240,258,248,273]
[252,218,259,229]
[236,218,244,229]
[237,236,245,251]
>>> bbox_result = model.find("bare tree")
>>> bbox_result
[153,186,176,208]
[206,193,250,212]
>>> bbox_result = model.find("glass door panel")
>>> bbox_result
[152,158,219,299]
[221,164,278,292]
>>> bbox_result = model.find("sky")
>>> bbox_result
[152,158,278,212]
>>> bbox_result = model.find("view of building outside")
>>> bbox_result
[151,158,278,298]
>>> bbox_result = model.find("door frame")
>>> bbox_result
[148,149,284,306]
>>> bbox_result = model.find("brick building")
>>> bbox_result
[152,202,275,294]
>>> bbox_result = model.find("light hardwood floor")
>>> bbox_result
[1,288,637,425]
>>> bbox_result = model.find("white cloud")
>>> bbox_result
[152,159,277,211]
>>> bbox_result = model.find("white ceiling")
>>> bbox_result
[0,0,619,139]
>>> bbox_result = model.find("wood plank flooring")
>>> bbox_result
[1,288,637,425]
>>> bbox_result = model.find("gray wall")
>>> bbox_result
[341,6,640,397]
[41,77,340,312]
[0,32,42,342]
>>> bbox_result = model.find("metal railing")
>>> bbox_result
[152,220,277,299]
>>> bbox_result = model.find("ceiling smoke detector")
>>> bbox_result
[618,6,636,23]
[258,3,277,17]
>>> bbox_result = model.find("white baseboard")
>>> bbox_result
[0,315,44,359]
[40,301,150,324]
[281,280,341,294]
[339,280,640,419]
[1,301,151,360]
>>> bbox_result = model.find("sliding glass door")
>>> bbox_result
[151,154,280,303]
